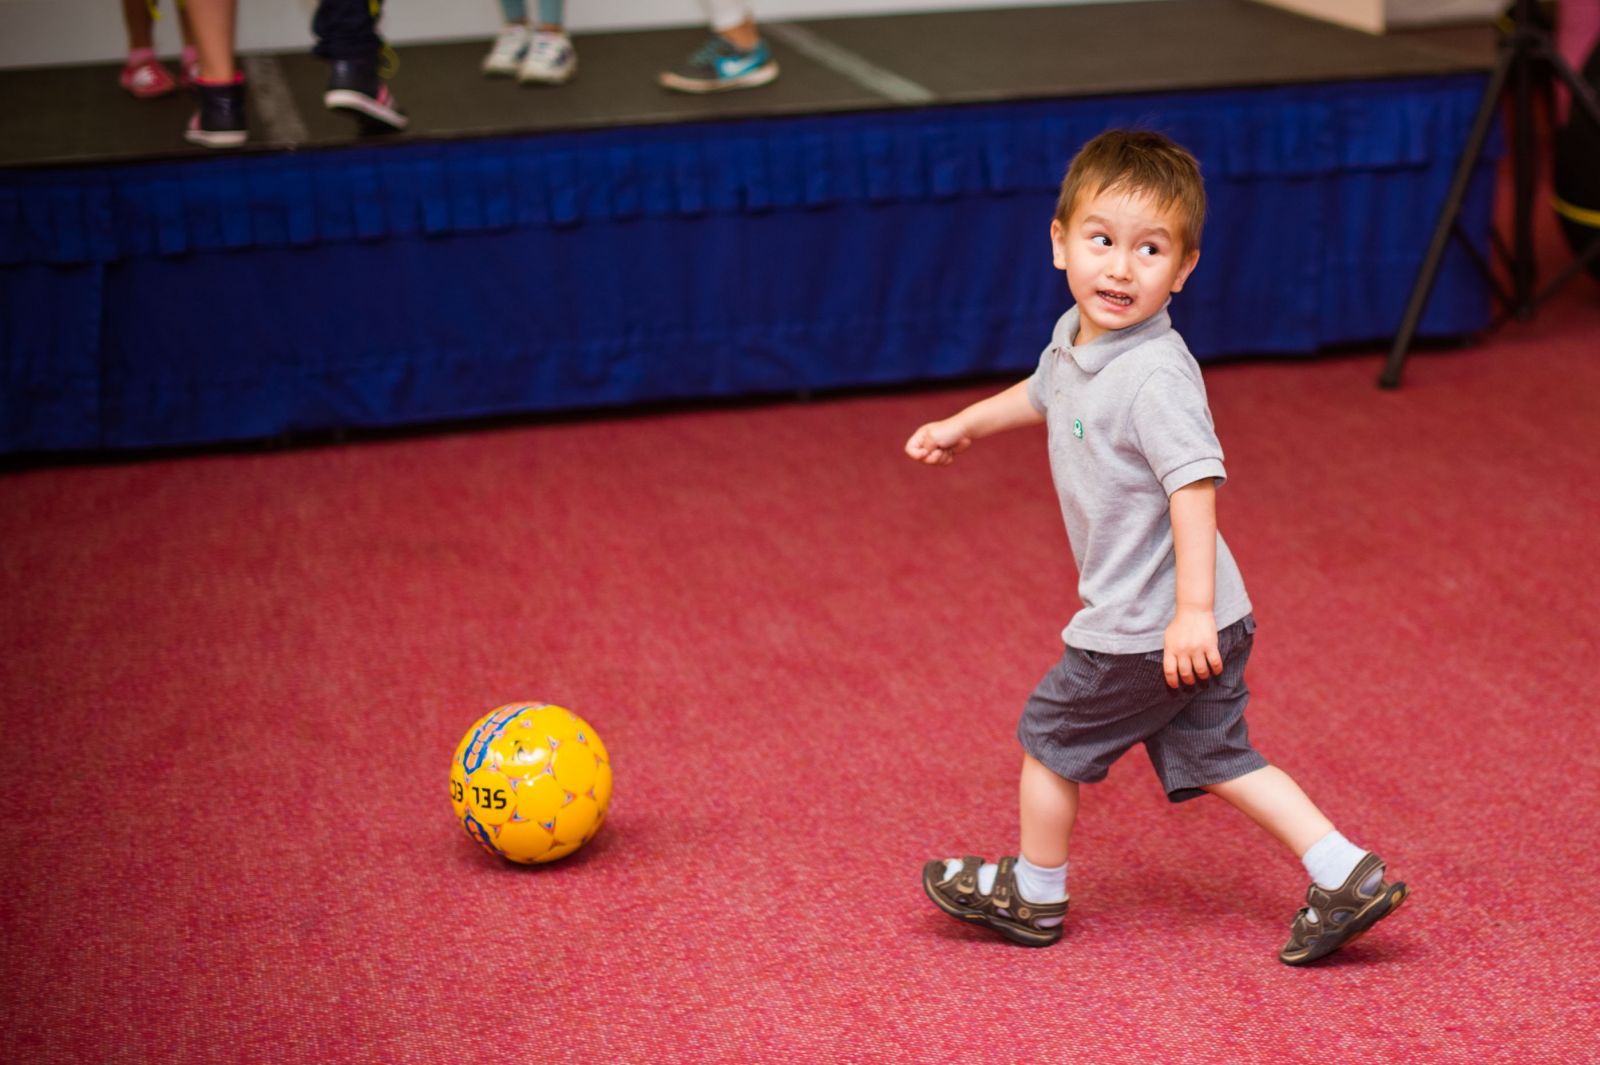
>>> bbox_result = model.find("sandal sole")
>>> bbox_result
[1280,881,1409,966]
[920,861,1063,948]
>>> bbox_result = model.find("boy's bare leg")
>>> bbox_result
[1202,765,1335,858]
[1019,752,1079,867]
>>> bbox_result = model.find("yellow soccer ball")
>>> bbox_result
[449,703,613,864]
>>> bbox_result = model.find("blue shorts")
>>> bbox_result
[1016,615,1267,803]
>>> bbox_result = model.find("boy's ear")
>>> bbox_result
[1049,219,1068,270]
[1170,247,1201,293]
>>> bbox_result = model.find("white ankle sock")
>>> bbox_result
[1301,830,1366,890]
[1015,854,1068,903]
[941,857,1068,903]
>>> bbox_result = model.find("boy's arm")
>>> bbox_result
[904,379,1044,465]
[1164,479,1224,689]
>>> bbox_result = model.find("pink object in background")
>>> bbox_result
[1557,0,1600,121]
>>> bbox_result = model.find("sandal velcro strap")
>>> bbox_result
[949,856,983,899]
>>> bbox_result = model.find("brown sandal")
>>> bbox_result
[921,856,1068,947]
[1279,852,1408,965]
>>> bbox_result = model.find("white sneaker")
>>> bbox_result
[518,31,576,85]
[482,24,531,76]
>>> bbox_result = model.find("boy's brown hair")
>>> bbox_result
[1053,130,1206,252]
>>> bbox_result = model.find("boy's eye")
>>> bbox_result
[1137,243,1159,256]
[1090,235,1111,247]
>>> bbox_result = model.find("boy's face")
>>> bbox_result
[1051,186,1200,347]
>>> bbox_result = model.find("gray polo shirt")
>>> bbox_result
[1026,304,1252,653]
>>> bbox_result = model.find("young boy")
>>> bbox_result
[907,130,1408,965]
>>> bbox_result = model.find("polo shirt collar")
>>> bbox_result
[1054,302,1173,373]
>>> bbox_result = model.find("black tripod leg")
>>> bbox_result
[1543,46,1600,130]
[1532,228,1600,309]
[1379,56,1513,389]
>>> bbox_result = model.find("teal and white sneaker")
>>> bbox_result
[482,24,531,76]
[658,35,778,93]
[518,30,577,85]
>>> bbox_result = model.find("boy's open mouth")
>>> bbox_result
[1097,290,1134,307]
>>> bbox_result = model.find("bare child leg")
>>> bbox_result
[185,0,237,81]
[121,0,155,50]
[717,16,760,51]
[1016,753,1075,901]
[1205,764,1380,889]
[1202,764,1334,857]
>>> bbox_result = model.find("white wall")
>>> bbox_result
[0,0,1133,69]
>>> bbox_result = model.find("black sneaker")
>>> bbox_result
[323,58,408,131]
[658,35,778,94]
[184,76,247,148]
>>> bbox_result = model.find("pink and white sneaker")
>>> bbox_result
[178,47,201,89]
[120,52,179,99]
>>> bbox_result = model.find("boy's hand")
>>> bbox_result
[904,420,972,466]
[1163,606,1222,689]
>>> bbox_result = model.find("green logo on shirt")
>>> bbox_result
[1072,418,1084,439]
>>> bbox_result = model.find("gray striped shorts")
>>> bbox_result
[1017,615,1266,803]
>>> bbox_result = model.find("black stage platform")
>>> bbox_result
[1,0,1487,168]
[0,2,1499,455]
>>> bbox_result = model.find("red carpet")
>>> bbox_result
[4,254,1599,1059]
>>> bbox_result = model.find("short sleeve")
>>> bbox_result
[1128,367,1227,496]
[1027,347,1054,415]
